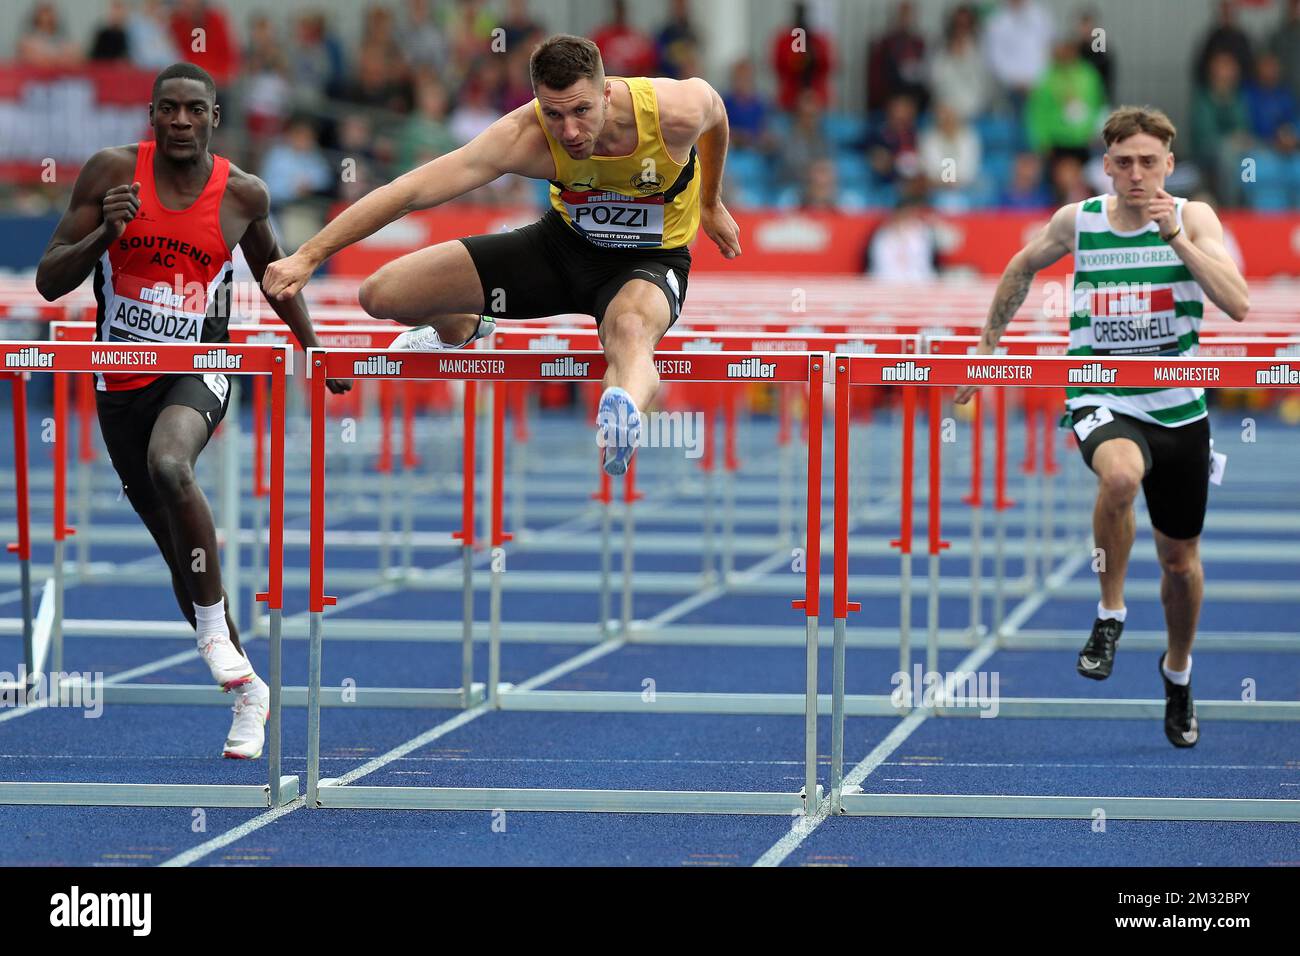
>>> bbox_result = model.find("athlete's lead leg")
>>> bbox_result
[596,279,672,476]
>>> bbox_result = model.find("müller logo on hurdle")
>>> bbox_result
[880,360,931,382]
[353,355,404,375]
[831,340,876,354]
[5,346,55,368]
[1258,363,1300,385]
[683,337,723,351]
[528,335,572,350]
[191,348,243,370]
[1068,362,1119,384]
[726,357,777,378]
[540,356,591,377]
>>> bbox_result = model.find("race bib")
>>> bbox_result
[106,272,205,345]
[561,189,665,249]
[1073,406,1115,442]
[1087,286,1180,356]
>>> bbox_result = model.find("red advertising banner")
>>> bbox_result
[0,65,153,183]
[845,353,1300,389]
[328,206,1300,278]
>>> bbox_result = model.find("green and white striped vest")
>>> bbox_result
[1066,195,1206,427]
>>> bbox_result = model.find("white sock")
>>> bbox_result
[194,599,228,642]
[1097,602,1127,623]
[1162,656,1192,686]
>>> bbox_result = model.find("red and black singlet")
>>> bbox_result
[93,140,233,390]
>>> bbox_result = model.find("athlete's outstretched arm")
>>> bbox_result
[36,150,134,301]
[1158,198,1249,322]
[233,175,351,394]
[263,106,552,301]
[954,203,1076,405]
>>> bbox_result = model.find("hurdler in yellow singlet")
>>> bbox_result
[535,77,701,250]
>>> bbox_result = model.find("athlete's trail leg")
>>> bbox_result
[359,240,485,344]
[1090,438,1144,610]
[599,279,673,410]
[1153,529,1202,671]
[145,406,242,652]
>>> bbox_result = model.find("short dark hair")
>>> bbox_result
[529,34,603,91]
[152,63,217,105]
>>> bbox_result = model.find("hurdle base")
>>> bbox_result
[313,782,811,814]
[837,792,1300,823]
[89,683,486,709]
[492,690,1300,720]
[0,775,301,809]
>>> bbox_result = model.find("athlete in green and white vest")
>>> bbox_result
[1067,193,1206,426]
[955,106,1250,749]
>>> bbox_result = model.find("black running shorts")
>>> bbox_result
[1069,405,1212,540]
[459,210,691,326]
[96,373,231,514]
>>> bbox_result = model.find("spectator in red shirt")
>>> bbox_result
[592,0,658,77]
[168,0,238,85]
[866,0,929,114]
[771,1,834,110]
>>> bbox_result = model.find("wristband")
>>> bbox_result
[1160,225,1182,243]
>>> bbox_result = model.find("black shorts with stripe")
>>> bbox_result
[96,373,231,514]
[1069,406,1211,540]
[459,210,690,327]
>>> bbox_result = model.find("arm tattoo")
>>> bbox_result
[983,269,1034,347]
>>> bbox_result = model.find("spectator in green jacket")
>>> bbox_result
[1026,39,1106,162]
[399,77,459,172]
[1191,50,1252,200]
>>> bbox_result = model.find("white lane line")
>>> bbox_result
[752,548,1089,867]
[159,799,302,868]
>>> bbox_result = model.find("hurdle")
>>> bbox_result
[0,339,298,808]
[36,321,488,715]
[828,352,1300,822]
[304,346,827,813]
[45,320,452,604]
[492,327,921,627]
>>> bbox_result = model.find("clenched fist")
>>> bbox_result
[1147,188,1179,239]
[103,182,141,238]
[262,250,319,301]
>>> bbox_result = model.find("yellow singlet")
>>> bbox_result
[534,77,701,251]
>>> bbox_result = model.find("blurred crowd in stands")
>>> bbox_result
[9,0,1300,238]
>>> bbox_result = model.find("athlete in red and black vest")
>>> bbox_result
[36,63,350,760]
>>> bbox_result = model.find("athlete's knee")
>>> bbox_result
[358,271,396,320]
[146,450,197,498]
[1158,541,1200,577]
[602,310,654,354]
[1096,465,1142,506]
